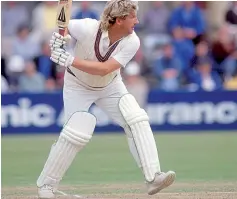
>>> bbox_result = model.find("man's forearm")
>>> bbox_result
[72,57,109,76]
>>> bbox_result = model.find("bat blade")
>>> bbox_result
[56,0,72,36]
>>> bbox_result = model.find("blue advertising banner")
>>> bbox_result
[147,90,237,131]
[1,90,237,134]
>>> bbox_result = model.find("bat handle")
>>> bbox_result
[59,28,66,36]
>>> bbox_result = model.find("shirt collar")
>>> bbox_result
[101,29,125,46]
[101,30,109,40]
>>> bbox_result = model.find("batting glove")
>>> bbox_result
[50,48,74,68]
[49,32,71,50]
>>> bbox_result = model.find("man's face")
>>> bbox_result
[81,1,90,10]
[119,10,139,35]
[18,28,29,40]
[25,62,36,76]
[196,42,208,56]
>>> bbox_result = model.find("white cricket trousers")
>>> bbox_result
[63,71,161,182]
[63,71,128,127]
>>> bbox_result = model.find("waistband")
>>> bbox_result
[66,67,118,89]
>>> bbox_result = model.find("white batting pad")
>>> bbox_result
[119,94,161,182]
[37,112,96,189]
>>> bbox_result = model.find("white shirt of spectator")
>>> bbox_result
[7,55,25,73]
[202,76,215,91]
[67,18,140,88]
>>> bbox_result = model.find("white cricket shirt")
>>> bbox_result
[67,18,140,88]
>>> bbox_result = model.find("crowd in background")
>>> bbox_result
[1,1,237,96]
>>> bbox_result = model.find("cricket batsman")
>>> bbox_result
[37,0,176,198]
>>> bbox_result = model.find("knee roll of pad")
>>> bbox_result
[61,111,96,146]
[125,109,149,126]
[119,94,149,125]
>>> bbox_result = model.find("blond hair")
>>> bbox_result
[100,0,138,31]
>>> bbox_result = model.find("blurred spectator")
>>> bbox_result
[132,48,156,88]
[12,25,40,60]
[1,36,13,58]
[225,67,237,90]
[190,58,222,91]
[123,61,149,108]
[225,2,237,49]
[212,26,235,65]
[6,55,25,91]
[19,61,45,93]
[45,78,58,92]
[34,41,57,80]
[152,44,182,91]
[73,1,98,20]
[223,52,237,80]
[169,2,206,45]
[32,2,58,39]
[2,2,29,37]
[189,40,220,79]
[1,1,236,93]
[172,26,195,70]
[1,76,10,93]
[190,40,213,68]
[211,26,236,80]
[143,2,170,35]
[142,2,171,57]
[133,48,149,76]
[225,2,237,25]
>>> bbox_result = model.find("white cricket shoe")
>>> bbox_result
[146,171,176,195]
[38,185,55,199]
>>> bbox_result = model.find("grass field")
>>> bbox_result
[2,132,237,199]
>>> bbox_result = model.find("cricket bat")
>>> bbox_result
[56,0,72,36]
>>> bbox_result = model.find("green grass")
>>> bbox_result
[2,132,237,188]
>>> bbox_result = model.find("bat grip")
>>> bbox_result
[59,28,66,36]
